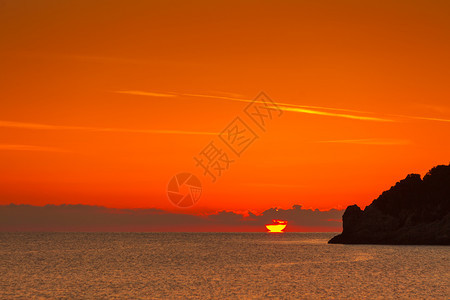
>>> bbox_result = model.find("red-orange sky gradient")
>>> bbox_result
[1,1,450,217]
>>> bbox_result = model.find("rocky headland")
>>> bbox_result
[329,164,450,245]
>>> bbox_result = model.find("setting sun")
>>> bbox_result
[265,220,288,233]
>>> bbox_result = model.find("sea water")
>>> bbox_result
[0,233,448,299]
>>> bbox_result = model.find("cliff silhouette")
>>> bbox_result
[329,164,450,245]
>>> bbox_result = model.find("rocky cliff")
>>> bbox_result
[329,164,450,245]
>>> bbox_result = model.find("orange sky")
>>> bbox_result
[1,0,450,215]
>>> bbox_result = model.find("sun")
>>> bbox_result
[265,220,287,233]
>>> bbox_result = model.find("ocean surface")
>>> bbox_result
[0,232,448,299]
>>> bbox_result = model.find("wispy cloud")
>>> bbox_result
[115,90,394,122]
[0,120,216,135]
[115,90,176,98]
[395,115,450,123]
[117,90,450,124]
[314,138,411,145]
[180,92,373,114]
[279,107,391,122]
[0,144,67,152]
[244,182,305,188]
[182,93,394,121]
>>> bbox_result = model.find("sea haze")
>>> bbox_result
[0,233,448,299]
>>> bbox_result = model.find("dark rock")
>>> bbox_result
[329,164,450,245]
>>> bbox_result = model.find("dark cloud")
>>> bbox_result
[0,204,343,231]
